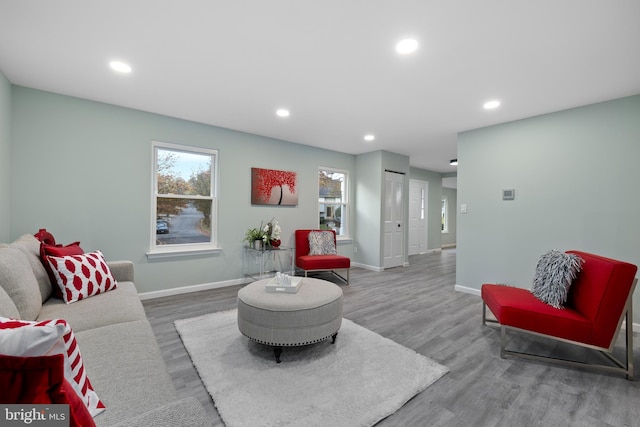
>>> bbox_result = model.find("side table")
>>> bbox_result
[243,246,294,281]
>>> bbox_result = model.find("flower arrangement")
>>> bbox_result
[244,218,281,248]
[264,218,281,247]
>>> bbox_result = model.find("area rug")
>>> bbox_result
[175,309,449,427]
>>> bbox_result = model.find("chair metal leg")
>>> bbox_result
[483,302,634,380]
[482,303,486,326]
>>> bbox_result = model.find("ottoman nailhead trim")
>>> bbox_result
[241,330,339,347]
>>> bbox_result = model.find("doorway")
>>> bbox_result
[383,171,405,268]
[408,179,427,255]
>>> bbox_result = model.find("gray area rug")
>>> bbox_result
[175,309,448,427]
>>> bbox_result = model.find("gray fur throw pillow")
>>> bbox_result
[531,250,584,309]
[308,231,337,255]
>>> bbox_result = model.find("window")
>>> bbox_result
[441,196,448,233]
[318,168,349,237]
[150,141,218,256]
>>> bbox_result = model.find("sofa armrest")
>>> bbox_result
[107,260,134,283]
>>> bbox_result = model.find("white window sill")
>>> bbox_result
[146,247,221,260]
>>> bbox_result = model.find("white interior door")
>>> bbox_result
[409,179,427,255]
[384,171,404,268]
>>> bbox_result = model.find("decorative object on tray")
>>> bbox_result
[265,273,302,293]
[244,218,281,250]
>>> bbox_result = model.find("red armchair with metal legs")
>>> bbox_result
[482,250,637,379]
[295,229,350,284]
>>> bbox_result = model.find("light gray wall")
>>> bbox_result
[457,95,640,322]
[354,151,382,267]
[10,86,356,293]
[409,167,443,251]
[441,187,457,247]
[0,71,10,242]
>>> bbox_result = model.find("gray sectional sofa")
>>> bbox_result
[0,234,211,426]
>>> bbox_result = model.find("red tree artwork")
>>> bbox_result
[251,168,298,205]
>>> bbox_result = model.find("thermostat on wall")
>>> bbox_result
[502,189,515,200]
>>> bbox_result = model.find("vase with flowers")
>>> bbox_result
[244,218,282,250]
[264,218,281,248]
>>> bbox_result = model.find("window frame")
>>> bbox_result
[441,196,449,233]
[147,141,220,258]
[318,166,350,239]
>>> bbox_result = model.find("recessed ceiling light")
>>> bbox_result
[483,100,501,110]
[364,134,375,142]
[450,159,458,166]
[109,61,132,73]
[396,38,418,54]
[276,109,290,117]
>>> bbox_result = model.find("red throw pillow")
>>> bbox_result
[0,354,96,427]
[34,228,57,246]
[46,251,118,304]
[40,242,84,299]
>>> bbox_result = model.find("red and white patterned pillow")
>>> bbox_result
[40,241,84,300]
[0,317,106,417]
[47,251,117,304]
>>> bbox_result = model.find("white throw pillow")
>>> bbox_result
[47,251,117,304]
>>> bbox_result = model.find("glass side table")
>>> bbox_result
[244,246,294,281]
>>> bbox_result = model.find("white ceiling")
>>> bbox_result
[1,1,639,174]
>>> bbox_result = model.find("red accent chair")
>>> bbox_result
[482,250,637,379]
[295,229,350,284]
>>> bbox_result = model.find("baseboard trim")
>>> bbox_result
[351,262,384,272]
[138,278,246,301]
[454,284,481,296]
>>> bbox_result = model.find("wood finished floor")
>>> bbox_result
[143,250,640,427]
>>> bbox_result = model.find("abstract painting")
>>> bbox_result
[251,167,298,206]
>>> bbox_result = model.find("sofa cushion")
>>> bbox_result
[47,251,117,304]
[11,234,53,303]
[531,250,583,308]
[75,320,178,426]
[0,354,96,427]
[38,282,146,333]
[0,284,20,319]
[0,317,106,417]
[0,246,42,320]
[308,231,337,255]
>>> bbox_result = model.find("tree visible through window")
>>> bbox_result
[152,142,218,252]
[318,168,348,237]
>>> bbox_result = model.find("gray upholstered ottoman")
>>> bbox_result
[237,277,343,362]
